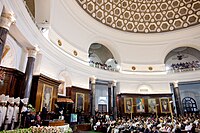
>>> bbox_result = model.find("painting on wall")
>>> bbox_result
[160,98,170,113]
[40,84,53,111]
[136,98,145,113]
[58,81,66,96]
[75,93,85,112]
[124,97,133,113]
[148,98,157,113]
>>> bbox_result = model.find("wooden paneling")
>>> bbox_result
[117,93,173,117]
[49,120,65,126]
[0,66,24,97]
[66,86,91,115]
[30,74,61,112]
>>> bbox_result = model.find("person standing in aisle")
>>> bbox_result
[0,94,5,130]
[11,97,20,130]
[4,97,14,130]
[20,98,28,128]
[1,95,8,130]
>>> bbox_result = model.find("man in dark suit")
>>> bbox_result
[41,104,48,120]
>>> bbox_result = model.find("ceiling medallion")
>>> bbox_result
[76,0,200,33]
[73,50,78,56]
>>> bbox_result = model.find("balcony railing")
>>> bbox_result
[89,62,119,72]
[167,61,200,73]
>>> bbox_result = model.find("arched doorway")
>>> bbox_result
[182,97,198,113]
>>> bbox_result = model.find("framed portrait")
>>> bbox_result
[160,98,170,113]
[148,99,156,113]
[124,97,133,113]
[58,81,66,96]
[136,98,145,113]
[40,84,53,111]
[75,93,85,112]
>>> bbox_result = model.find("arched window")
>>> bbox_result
[165,47,200,73]
[88,43,120,72]
[182,97,198,113]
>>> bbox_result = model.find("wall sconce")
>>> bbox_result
[73,50,78,56]
[58,40,62,46]
[132,66,136,71]
[148,66,153,71]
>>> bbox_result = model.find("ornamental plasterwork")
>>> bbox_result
[76,0,200,33]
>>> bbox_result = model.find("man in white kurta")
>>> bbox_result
[4,97,14,130]
[21,98,28,113]
[1,95,9,130]
[0,94,5,130]
[11,97,20,130]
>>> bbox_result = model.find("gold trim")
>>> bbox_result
[73,50,78,56]
[124,97,133,113]
[136,98,145,113]
[132,66,136,70]
[159,98,170,113]
[58,40,62,46]
[75,92,85,112]
[148,98,156,113]
[148,66,153,71]
[40,84,53,111]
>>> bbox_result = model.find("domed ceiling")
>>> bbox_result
[76,0,200,33]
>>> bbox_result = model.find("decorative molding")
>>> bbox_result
[28,49,37,58]
[173,81,179,88]
[0,6,16,30]
[112,80,117,87]
[90,76,96,84]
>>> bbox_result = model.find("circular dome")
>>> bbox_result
[76,0,200,33]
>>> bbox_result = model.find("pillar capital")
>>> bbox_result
[173,81,179,88]
[27,47,39,58]
[0,6,16,30]
[112,80,117,87]
[90,76,96,84]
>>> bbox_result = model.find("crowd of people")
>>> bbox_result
[89,61,119,72]
[90,111,200,133]
[170,61,200,72]
[1,93,200,133]
[0,94,53,131]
